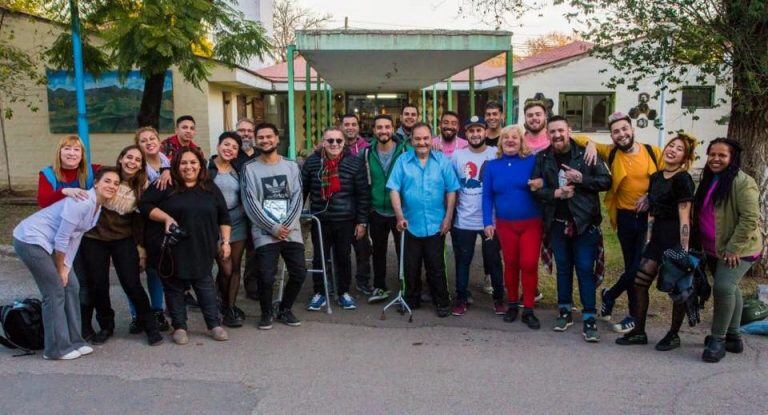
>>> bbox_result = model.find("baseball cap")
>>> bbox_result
[464,115,486,129]
[607,111,632,129]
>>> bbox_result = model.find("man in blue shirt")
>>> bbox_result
[387,122,460,317]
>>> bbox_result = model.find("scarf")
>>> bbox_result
[321,151,343,200]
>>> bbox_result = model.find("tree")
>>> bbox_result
[464,0,768,276]
[46,0,271,129]
[271,0,331,62]
[523,31,578,56]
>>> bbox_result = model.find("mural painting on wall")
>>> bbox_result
[628,93,657,129]
[525,93,555,118]
[46,70,174,134]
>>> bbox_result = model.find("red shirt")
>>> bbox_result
[161,135,199,160]
[36,164,102,208]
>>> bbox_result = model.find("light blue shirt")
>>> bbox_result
[386,150,460,237]
[13,189,102,267]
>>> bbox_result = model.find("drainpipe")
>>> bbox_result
[70,0,90,159]
[287,44,296,159]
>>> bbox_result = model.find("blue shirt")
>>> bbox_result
[482,154,541,226]
[13,189,102,267]
[386,150,460,237]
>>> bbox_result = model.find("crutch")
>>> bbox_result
[381,231,413,322]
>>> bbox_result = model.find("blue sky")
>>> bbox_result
[46,70,173,92]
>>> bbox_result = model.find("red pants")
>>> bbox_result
[496,218,542,308]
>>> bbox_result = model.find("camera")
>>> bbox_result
[161,223,188,250]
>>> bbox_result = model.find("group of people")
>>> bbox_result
[12,100,761,365]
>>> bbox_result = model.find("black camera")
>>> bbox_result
[161,223,188,249]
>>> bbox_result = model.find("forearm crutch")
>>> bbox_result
[380,230,413,322]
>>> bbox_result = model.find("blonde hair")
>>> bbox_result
[665,132,698,171]
[134,126,160,146]
[53,135,89,187]
[497,124,531,158]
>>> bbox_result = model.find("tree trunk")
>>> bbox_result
[136,72,167,129]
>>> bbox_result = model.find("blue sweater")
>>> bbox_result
[482,154,541,225]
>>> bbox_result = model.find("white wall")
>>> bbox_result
[235,0,274,70]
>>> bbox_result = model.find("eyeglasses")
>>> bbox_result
[237,128,254,134]
[325,138,343,145]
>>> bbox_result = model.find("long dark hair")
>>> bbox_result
[694,137,743,210]
[116,145,148,199]
[170,146,211,192]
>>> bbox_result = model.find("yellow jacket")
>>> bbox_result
[572,136,664,229]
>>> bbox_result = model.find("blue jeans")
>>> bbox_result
[450,228,503,302]
[128,267,165,317]
[549,221,600,319]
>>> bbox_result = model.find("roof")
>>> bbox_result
[255,56,319,82]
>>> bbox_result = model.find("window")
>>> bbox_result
[681,86,714,109]
[559,93,614,132]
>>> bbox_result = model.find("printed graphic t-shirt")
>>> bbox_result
[451,146,498,230]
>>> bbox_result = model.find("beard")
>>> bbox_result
[241,140,254,151]
[525,122,544,134]
[259,145,277,154]
[469,140,485,149]
[376,134,392,144]
[441,129,457,142]
[615,136,635,152]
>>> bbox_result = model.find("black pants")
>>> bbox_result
[162,275,220,330]
[404,231,450,308]
[311,220,354,296]
[248,241,307,315]
[242,229,258,300]
[605,210,647,311]
[353,233,371,287]
[369,212,401,290]
[79,237,152,325]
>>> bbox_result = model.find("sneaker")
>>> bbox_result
[702,337,726,363]
[338,292,357,310]
[154,310,170,332]
[503,306,518,322]
[705,334,744,354]
[44,350,81,360]
[436,307,450,318]
[184,292,199,308]
[534,290,543,303]
[78,345,94,356]
[209,326,229,341]
[172,329,189,345]
[128,317,143,334]
[553,308,573,332]
[307,293,327,311]
[368,288,390,304]
[493,301,506,315]
[612,316,636,334]
[583,318,600,342]
[599,288,614,321]
[258,313,274,330]
[655,331,681,351]
[277,309,301,327]
[482,275,494,295]
[222,307,244,328]
[615,331,648,346]
[356,282,373,296]
[451,300,468,316]
[521,310,541,330]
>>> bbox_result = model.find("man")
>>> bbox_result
[302,127,370,311]
[484,101,504,146]
[431,111,468,157]
[449,116,505,316]
[573,112,662,334]
[241,122,306,329]
[395,104,420,142]
[523,101,551,154]
[234,117,259,171]
[341,113,373,294]
[363,115,410,304]
[161,115,199,159]
[387,123,460,317]
[531,115,611,342]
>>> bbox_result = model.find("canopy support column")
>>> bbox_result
[287,44,296,159]
[469,67,475,116]
[505,47,514,125]
[431,85,438,133]
[421,89,426,121]
[305,59,312,151]
[447,79,453,111]
[326,84,332,128]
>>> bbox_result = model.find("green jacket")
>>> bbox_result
[711,171,763,257]
[363,140,409,216]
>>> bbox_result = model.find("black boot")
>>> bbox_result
[705,333,744,354]
[702,337,726,363]
[154,310,170,332]
[91,312,115,345]
[81,305,95,341]
[142,313,163,346]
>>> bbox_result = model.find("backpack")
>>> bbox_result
[0,298,44,356]
[741,297,768,326]
[608,144,658,170]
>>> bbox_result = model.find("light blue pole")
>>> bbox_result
[287,44,296,159]
[70,0,90,160]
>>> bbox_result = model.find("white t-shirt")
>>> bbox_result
[451,146,497,230]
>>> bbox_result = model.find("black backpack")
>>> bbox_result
[608,143,658,170]
[0,298,44,356]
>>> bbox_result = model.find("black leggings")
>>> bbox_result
[79,237,153,325]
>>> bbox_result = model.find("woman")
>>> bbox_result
[209,132,248,327]
[482,125,542,329]
[140,147,231,345]
[131,127,170,334]
[693,138,762,363]
[616,134,697,350]
[13,167,120,360]
[78,146,163,346]
[37,135,100,208]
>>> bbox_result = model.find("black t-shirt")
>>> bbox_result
[554,151,572,221]
[485,135,500,147]
[648,171,695,219]
[140,184,230,280]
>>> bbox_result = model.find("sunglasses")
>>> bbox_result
[325,138,344,145]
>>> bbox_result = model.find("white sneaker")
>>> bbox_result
[44,350,81,360]
[78,346,94,356]
[482,275,494,295]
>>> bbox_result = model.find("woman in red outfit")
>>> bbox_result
[37,135,100,208]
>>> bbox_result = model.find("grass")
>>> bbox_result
[0,203,36,245]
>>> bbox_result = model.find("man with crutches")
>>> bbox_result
[388,122,460,317]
